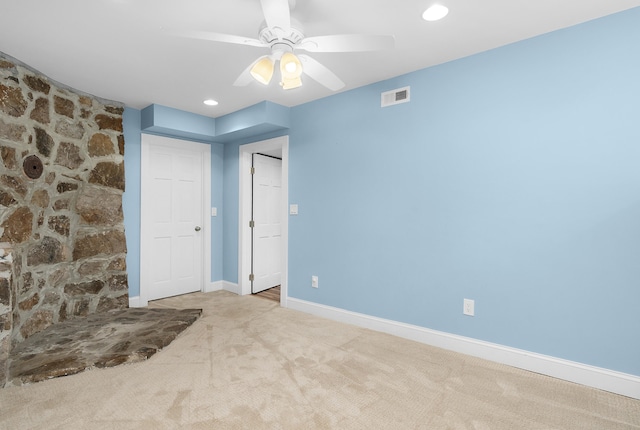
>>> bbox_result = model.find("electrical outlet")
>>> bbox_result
[463,298,475,316]
[311,275,318,288]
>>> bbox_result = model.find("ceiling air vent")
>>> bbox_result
[381,86,410,108]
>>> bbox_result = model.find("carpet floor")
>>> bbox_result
[0,290,638,429]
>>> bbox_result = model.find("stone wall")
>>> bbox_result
[0,52,128,386]
[0,245,12,385]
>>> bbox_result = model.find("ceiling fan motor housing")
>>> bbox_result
[258,19,305,54]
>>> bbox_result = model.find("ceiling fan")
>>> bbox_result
[175,0,394,91]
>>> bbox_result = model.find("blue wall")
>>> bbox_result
[122,108,141,297]
[222,141,240,283]
[211,143,225,283]
[122,8,640,376]
[286,8,640,375]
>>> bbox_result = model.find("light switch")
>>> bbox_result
[211,207,217,217]
[289,204,298,215]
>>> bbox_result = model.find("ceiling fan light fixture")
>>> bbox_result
[422,4,449,21]
[280,52,302,80]
[250,57,274,85]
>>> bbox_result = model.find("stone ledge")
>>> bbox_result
[6,307,201,385]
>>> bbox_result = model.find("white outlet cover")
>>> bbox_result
[311,275,318,288]
[463,298,475,316]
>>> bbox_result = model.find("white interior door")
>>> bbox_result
[141,135,207,302]
[252,154,282,293]
[238,136,288,301]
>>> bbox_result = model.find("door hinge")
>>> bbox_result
[249,273,255,282]
[249,220,255,228]
[250,167,255,175]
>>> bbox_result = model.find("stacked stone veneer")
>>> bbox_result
[0,246,12,385]
[0,53,128,387]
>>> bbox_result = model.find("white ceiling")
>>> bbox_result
[1,0,639,118]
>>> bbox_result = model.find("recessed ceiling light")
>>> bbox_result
[422,4,449,21]
[203,99,219,106]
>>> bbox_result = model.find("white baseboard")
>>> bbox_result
[222,281,241,295]
[204,281,224,293]
[286,297,640,400]
[128,295,144,308]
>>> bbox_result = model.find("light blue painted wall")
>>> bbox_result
[210,142,225,282]
[122,108,141,297]
[141,104,217,142]
[222,141,239,283]
[215,101,290,143]
[286,8,640,375]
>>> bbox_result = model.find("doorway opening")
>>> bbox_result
[239,136,289,306]
[251,153,283,295]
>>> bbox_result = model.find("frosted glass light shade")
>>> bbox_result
[280,52,302,80]
[250,57,274,85]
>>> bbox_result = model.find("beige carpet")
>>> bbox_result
[1,291,638,429]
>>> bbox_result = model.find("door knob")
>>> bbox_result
[195,226,201,232]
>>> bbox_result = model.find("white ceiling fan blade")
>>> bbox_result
[298,54,344,91]
[260,0,291,30]
[298,34,395,53]
[166,29,266,48]
[233,55,270,86]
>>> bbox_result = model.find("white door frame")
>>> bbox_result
[238,136,289,305]
[140,133,211,307]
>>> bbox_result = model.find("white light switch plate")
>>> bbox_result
[211,207,217,217]
[290,204,298,215]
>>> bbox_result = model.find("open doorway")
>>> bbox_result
[238,136,289,306]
